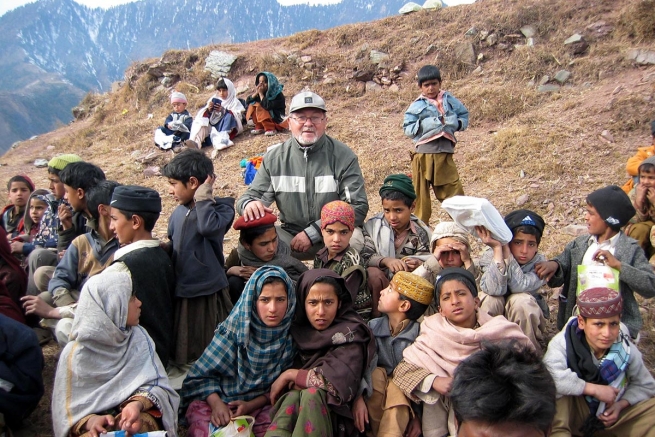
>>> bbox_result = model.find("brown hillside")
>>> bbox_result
[3,0,655,434]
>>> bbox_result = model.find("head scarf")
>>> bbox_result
[23,189,57,235]
[321,200,355,231]
[256,72,284,101]
[181,266,297,408]
[216,77,245,115]
[52,271,179,437]
[292,269,376,414]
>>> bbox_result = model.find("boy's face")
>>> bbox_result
[8,182,31,208]
[167,178,197,205]
[382,198,415,233]
[172,102,187,113]
[509,231,539,266]
[439,279,479,328]
[63,184,85,212]
[48,173,66,200]
[578,314,621,357]
[109,207,137,245]
[29,198,48,225]
[639,167,655,189]
[420,79,441,100]
[584,204,609,236]
[244,226,278,262]
[436,237,465,268]
[217,88,229,100]
[378,281,410,315]
[322,221,353,257]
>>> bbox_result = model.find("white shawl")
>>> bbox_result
[52,271,179,437]
[191,77,245,134]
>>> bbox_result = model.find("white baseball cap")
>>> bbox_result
[289,91,327,112]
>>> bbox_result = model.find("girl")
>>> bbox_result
[245,72,288,136]
[10,190,57,257]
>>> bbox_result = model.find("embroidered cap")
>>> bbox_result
[289,91,327,112]
[578,287,623,319]
[391,271,434,305]
[321,200,355,231]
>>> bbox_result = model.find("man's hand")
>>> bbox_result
[242,201,274,222]
[58,204,73,230]
[381,257,408,273]
[20,295,59,319]
[535,261,558,281]
[290,232,312,253]
[352,395,369,433]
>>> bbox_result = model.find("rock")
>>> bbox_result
[561,224,588,237]
[303,62,315,69]
[473,66,483,75]
[527,37,535,47]
[365,81,382,92]
[204,51,238,78]
[161,76,173,86]
[530,183,541,188]
[389,84,400,92]
[564,34,584,45]
[538,75,550,86]
[30,135,38,140]
[519,170,526,178]
[424,44,436,55]
[46,145,55,150]
[600,130,614,143]
[477,53,484,62]
[486,33,499,46]
[626,49,655,65]
[143,166,161,178]
[399,2,422,14]
[33,159,48,168]
[381,77,392,85]
[71,106,87,120]
[497,43,511,51]
[300,55,312,63]
[612,85,624,95]
[548,202,555,211]
[353,70,375,82]
[369,50,390,65]
[554,70,571,84]
[454,41,476,65]
[146,64,164,78]
[537,84,560,93]
[479,30,489,41]
[422,0,442,9]
[465,26,478,37]
[520,25,537,38]
[111,81,124,93]
[527,79,535,87]
[236,85,249,94]
[569,41,589,56]
[346,82,366,95]
[11,142,19,149]
[392,64,404,73]
[516,194,530,206]
[586,21,613,38]
[323,77,336,84]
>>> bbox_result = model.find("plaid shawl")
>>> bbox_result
[180,266,296,410]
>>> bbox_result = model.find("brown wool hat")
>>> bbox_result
[233,212,277,230]
[578,287,623,319]
[391,271,434,306]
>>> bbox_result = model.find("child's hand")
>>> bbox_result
[475,226,501,248]
[586,383,619,405]
[204,173,216,187]
[534,260,558,281]
[270,369,298,405]
[119,400,144,435]
[431,376,453,396]
[593,249,621,270]
[227,266,257,279]
[352,395,369,433]
[10,241,23,254]
[382,257,408,273]
[647,187,655,206]
[227,400,253,417]
[85,414,115,437]
[21,295,58,319]
[403,257,421,271]
[58,204,73,230]
[405,416,422,437]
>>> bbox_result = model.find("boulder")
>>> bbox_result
[561,224,588,237]
[486,33,499,46]
[323,77,336,85]
[146,64,164,78]
[538,75,550,86]
[465,26,478,37]
[537,84,560,93]
[554,70,571,84]
[626,49,655,65]
[516,194,529,206]
[564,34,584,45]
[454,41,476,65]
[422,0,442,9]
[520,25,537,38]
[399,2,422,14]
[353,70,374,82]
[600,130,614,143]
[33,159,48,168]
[369,50,390,65]
[365,81,382,92]
[204,51,238,78]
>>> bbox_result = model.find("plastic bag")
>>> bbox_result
[210,130,233,151]
[244,161,258,185]
[209,416,255,437]
[577,265,620,295]
[441,196,513,244]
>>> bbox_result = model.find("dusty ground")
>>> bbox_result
[2,0,655,434]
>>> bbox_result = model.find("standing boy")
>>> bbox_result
[403,65,469,225]
[543,288,655,436]
[360,174,431,318]
[536,185,655,339]
[162,149,235,368]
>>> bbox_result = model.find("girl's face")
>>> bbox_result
[257,76,269,93]
[256,281,288,327]
[438,279,479,328]
[8,182,31,208]
[126,295,142,327]
[29,198,48,226]
[217,88,229,100]
[305,282,340,331]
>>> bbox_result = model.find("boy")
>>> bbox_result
[2,175,34,238]
[352,271,433,437]
[361,174,431,318]
[477,209,548,352]
[154,91,193,150]
[21,181,120,346]
[543,288,655,436]
[314,200,370,320]
[536,185,655,339]
[621,119,655,194]
[162,149,235,367]
[100,185,175,367]
[403,64,469,224]
[626,155,655,263]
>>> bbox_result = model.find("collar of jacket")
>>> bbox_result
[292,133,327,155]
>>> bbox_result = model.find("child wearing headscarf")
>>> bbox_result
[10,190,58,259]
[245,72,288,136]
[154,91,193,150]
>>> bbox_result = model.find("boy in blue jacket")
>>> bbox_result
[403,65,469,225]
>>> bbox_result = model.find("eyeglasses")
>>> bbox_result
[291,115,325,124]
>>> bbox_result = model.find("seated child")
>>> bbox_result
[413,221,479,316]
[621,119,655,194]
[536,185,655,339]
[543,288,655,436]
[626,155,655,263]
[2,175,34,238]
[226,211,307,304]
[190,77,244,149]
[392,268,532,437]
[478,209,548,352]
[52,270,179,437]
[403,64,468,224]
[352,271,433,437]
[245,72,288,136]
[154,91,193,150]
[0,227,28,321]
[20,181,120,346]
[315,200,371,320]
[10,190,57,259]
[361,174,431,318]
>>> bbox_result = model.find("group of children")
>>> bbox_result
[1,62,655,437]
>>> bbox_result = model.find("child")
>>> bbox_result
[314,200,371,320]
[621,119,655,194]
[477,209,548,352]
[10,190,57,259]
[392,268,532,437]
[352,271,433,437]
[162,149,235,368]
[361,174,431,317]
[403,65,469,224]
[189,77,244,149]
[536,185,655,339]
[20,181,120,346]
[2,175,34,238]
[102,185,175,367]
[543,287,655,436]
[626,155,655,263]
[154,91,193,150]
[245,72,288,136]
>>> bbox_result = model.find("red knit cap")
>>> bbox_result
[321,200,355,231]
[578,287,623,319]
[233,212,277,230]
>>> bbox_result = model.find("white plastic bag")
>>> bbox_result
[441,196,513,244]
[208,416,255,437]
[210,130,233,151]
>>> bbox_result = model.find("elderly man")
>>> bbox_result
[237,91,368,260]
